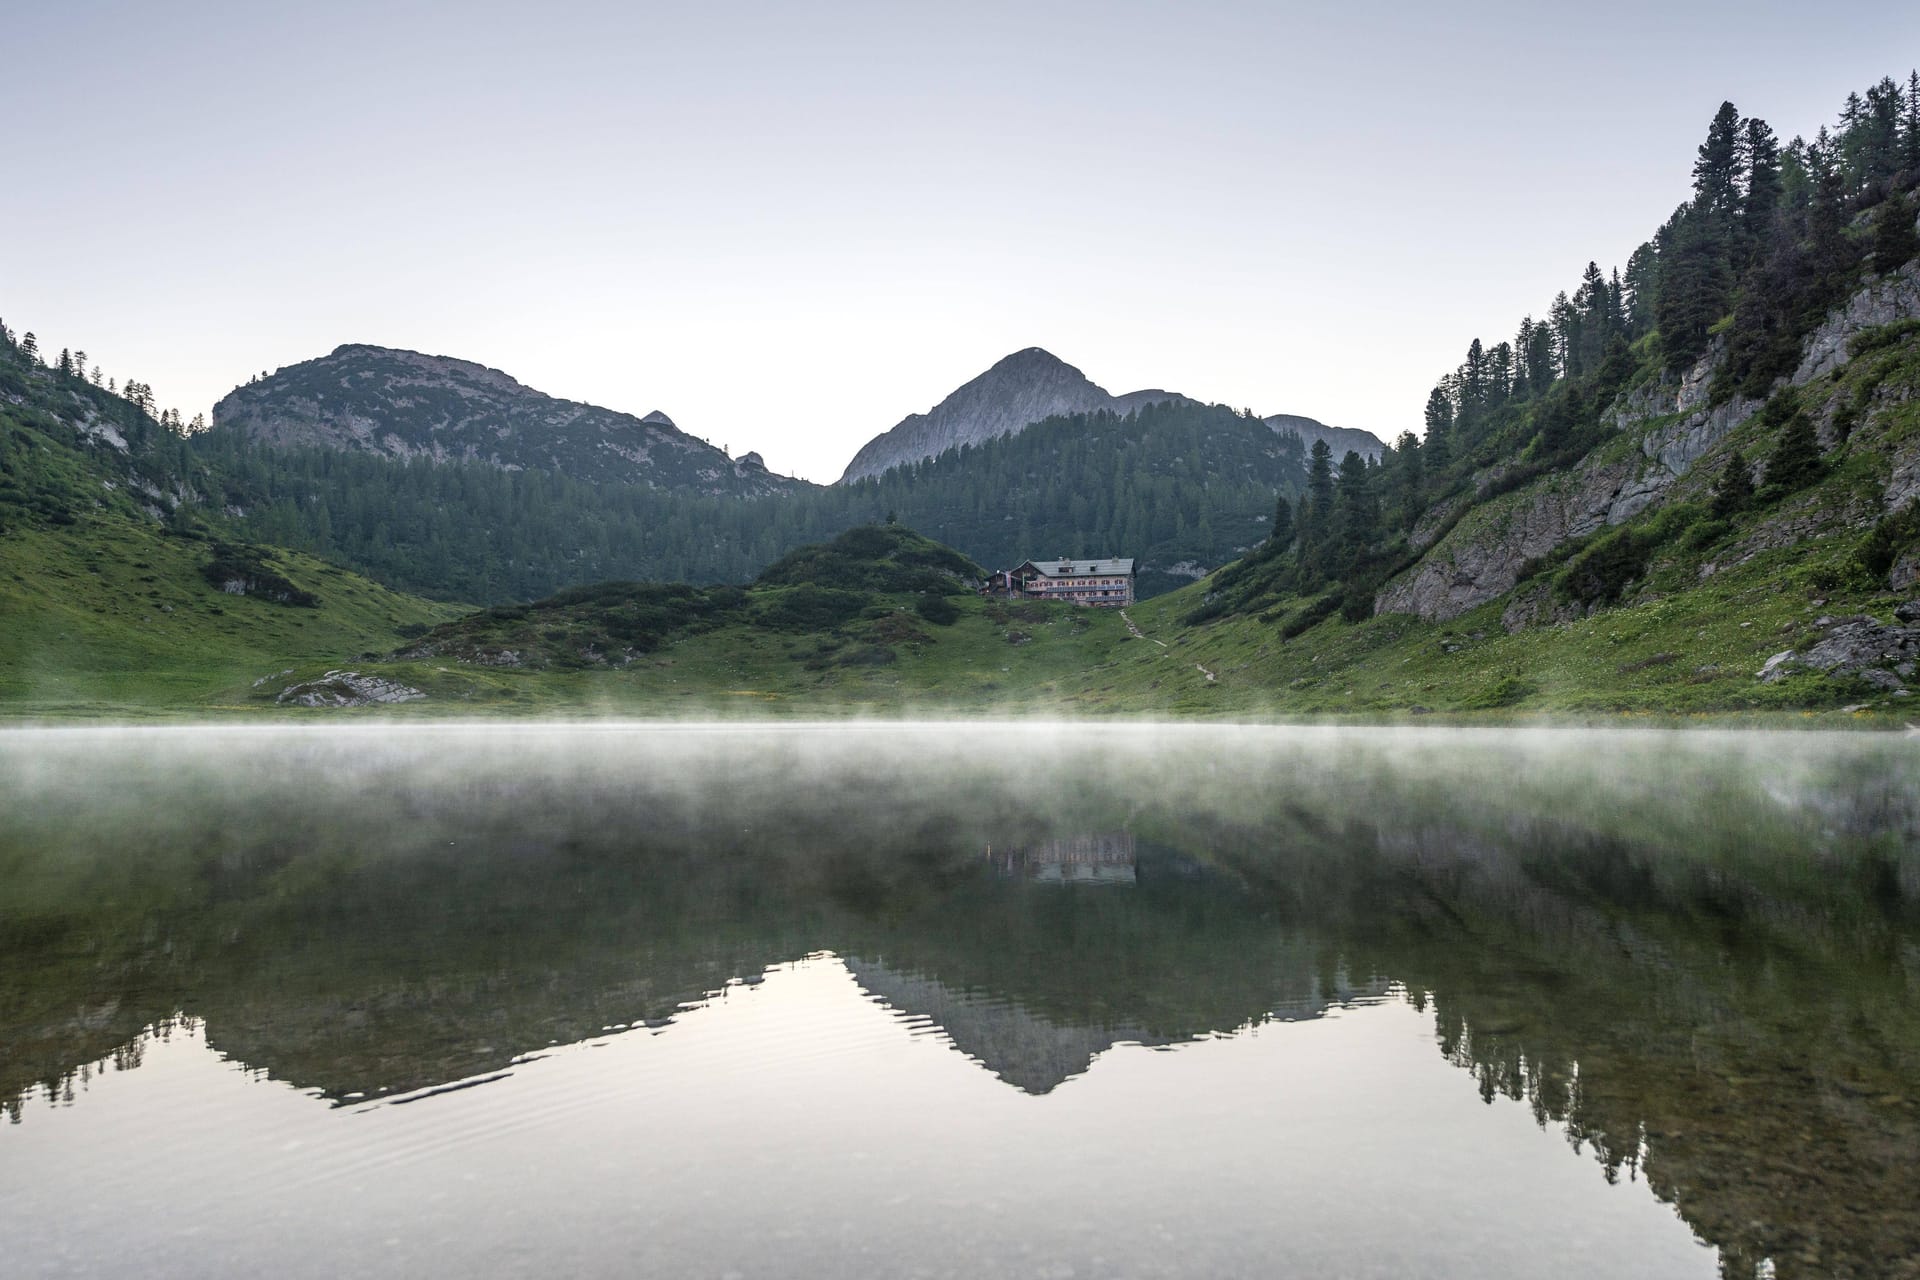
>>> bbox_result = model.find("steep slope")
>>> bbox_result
[0,333,461,715]
[1162,73,1920,716]
[213,344,795,495]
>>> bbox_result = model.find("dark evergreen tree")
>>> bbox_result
[1871,192,1918,272]
[1331,449,1376,576]
[1710,448,1754,517]
[1656,210,1732,370]
[1391,430,1423,524]
[1739,116,1783,263]
[1268,493,1294,552]
[1760,406,1823,496]
[1692,101,1745,214]
[1622,243,1661,335]
[1904,70,1920,175]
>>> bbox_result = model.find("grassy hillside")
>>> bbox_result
[0,518,462,718]
[224,509,1911,722]
[240,525,1131,715]
[0,333,463,718]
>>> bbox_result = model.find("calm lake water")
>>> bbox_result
[1,723,1916,1279]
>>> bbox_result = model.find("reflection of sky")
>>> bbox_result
[0,957,1711,1279]
[6,3,1916,479]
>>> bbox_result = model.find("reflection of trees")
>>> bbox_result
[1337,829,1920,1280]
[3,726,1917,1276]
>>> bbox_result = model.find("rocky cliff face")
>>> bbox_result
[214,345,797,495]
[1375,262,1920,624]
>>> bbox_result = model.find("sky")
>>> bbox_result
[5,2,1918,483]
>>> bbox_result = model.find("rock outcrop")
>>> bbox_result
[1793,261,1920,384]
[215,346,798,495]
[1755,615,1920,691]
[1377,264,1920,624]
[275,671,426,707]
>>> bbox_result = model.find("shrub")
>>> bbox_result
[201,543,319,607]
[913,594,960,625]
[751,584,870,632]
[1462,675,1536,709]
[1280,592,1342,639]
[1856,500,1920,583]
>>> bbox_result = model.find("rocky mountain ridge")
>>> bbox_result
[1262,413,1385,463]
[213,345,793,496]
[839,346,1383,483]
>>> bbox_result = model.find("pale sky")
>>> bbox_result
[5,1,1916,482]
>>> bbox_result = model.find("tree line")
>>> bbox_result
[188,400,1308,603]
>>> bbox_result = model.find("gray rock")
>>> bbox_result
[1793,262,1920,385]
[1802,618,1920,677]
[1886,438,1920,511]
[1893,549,1920,593]
[276,670,426,707]
[1758,617,1920,687]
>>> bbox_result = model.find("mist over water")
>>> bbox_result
[1,723,1916,1278]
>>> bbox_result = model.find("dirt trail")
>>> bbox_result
[1119,610,1168,648]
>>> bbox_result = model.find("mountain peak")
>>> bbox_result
[212,346,795,496]
[838,349,1187,484]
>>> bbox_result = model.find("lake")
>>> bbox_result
[1,722,1915,1278]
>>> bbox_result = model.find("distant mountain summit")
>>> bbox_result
[838,347,1383,483]
[838,347,1197,484]
[213,345,793,495]
[1263,413,1385,462]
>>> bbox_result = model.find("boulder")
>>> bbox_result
[276,671,426,707]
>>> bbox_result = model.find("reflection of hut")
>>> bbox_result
[988,832,1136,885]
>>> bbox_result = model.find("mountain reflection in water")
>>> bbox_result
[0,723,1915,1279]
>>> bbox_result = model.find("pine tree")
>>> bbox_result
[1422,387,1452,469]
[1761,408,1823,496]
[1904,71,1920,174]
[1710,449,1753,517]
[1871,192,1918,272]
[1692,102,1744,214]
[1296,440,1337,581]
[1392,430,1424,523]
[1656,209,1732,370]
[1739,117,1782,263]
[1622,244,1661,334]
[1268,493,1294,551]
